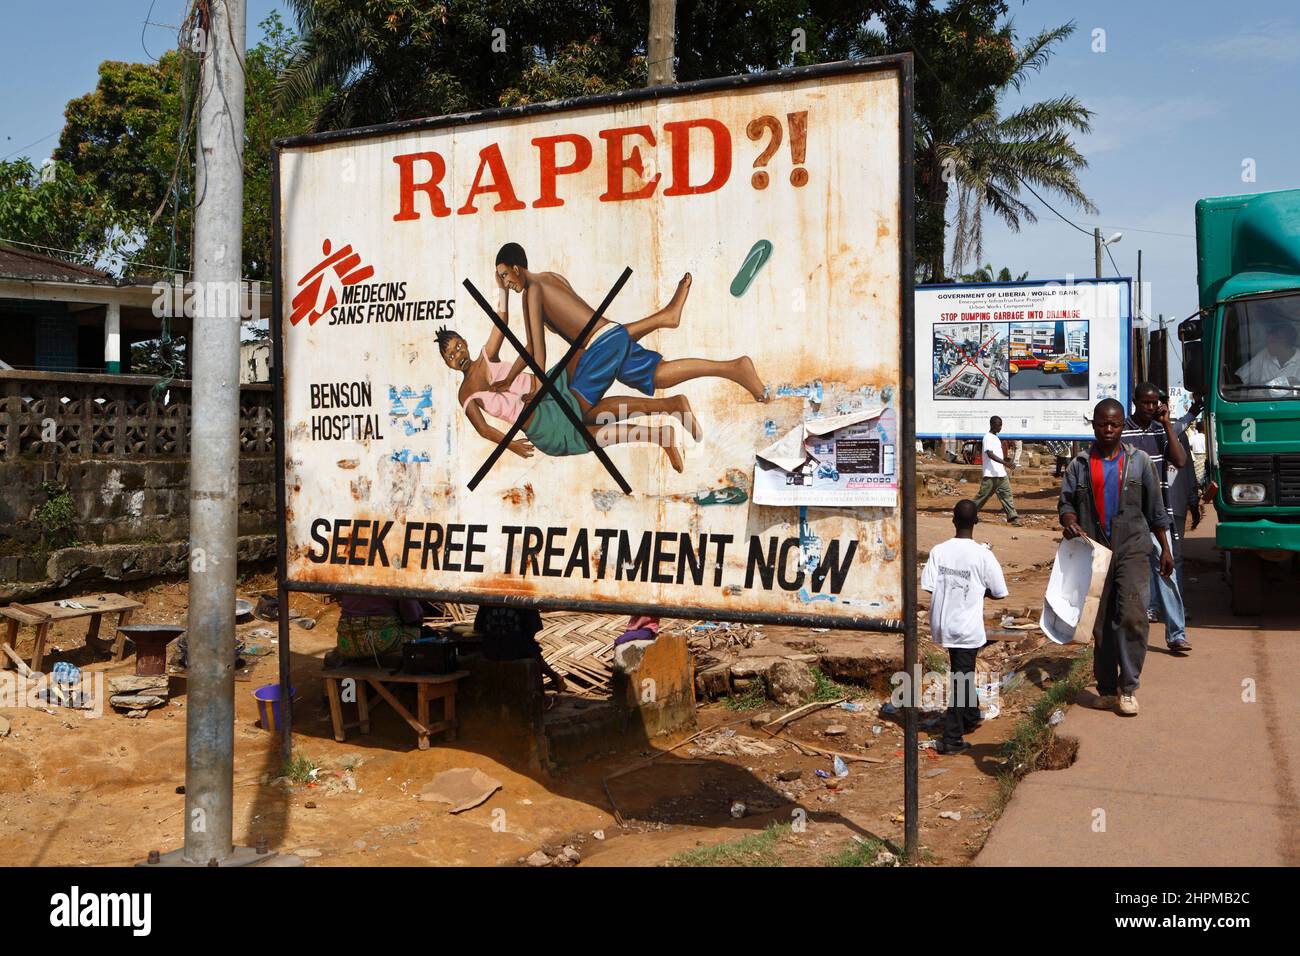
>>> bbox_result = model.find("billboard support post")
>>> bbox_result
[899,55,919,860]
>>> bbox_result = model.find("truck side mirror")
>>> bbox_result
[1178,317,1205,394]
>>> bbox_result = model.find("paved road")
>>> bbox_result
[977,515,1300,866]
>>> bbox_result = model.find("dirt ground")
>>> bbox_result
[0,466,1081,867]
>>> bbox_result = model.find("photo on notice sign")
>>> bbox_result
[1008,320,1089,400]
[932,322,1009,400]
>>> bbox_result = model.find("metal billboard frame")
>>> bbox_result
[270,56,919,849]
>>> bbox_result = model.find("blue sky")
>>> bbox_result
[3,0,1298,362]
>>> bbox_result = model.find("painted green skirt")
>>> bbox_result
[336,615,419,661]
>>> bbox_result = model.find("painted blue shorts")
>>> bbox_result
[569,323,662,405]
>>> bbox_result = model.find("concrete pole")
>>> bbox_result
[1094,227,1102,279]
[104,301,121,373]
[184,0,246,865]
[648,0,677,85]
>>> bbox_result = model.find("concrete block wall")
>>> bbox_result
[0,454,276,591]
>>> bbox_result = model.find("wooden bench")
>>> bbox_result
[1,593,142,674]
[321,664,468,750]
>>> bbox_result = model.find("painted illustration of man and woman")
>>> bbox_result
[438,242,767,472]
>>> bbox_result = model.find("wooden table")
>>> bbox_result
[0,593,142,674]
[321,665,468,750]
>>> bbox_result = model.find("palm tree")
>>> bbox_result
[945,24,1095,279]
[858,6,1095,282]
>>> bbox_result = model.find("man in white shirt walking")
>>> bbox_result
[921,499,1009,755]
[973,415,1019,525]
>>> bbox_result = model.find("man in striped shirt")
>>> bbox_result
[1123,383,1191,653]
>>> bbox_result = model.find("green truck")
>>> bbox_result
[1179,187,1300,614]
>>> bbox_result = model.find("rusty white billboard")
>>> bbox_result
[915,278,1132,440]
[274,60,911,627]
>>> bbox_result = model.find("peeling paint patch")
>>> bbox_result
[592,489,622,513]
[798,588,836,604]
[502,483,537,506]
[389,384,434,435]
[337,459,359,469]
[725,468,750,491]
[775,381,823,404]
[763,419,777,437]
[390,449,430,463]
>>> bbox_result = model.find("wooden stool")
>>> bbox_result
[1,593,142,674]
[321,664,468,750]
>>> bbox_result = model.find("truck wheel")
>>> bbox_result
[1063,373,1088,388]
[1230,551,1265,615]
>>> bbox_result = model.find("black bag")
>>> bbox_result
[399,637,457,675]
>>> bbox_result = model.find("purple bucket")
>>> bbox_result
[253,684,295,732]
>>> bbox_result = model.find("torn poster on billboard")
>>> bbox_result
[753,407,898,507]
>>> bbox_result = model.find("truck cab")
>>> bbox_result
[1179,188,1300,614]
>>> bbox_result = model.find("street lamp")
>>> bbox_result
[1095,229,1123,278]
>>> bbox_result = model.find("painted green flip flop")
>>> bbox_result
[693,486,748,506]
[730,240,772,297]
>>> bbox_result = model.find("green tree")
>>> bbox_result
[277,1,888,126]
[54,55,188,273]
[0,159,120,264]
[54,12,320,280]
[960,262,1028,282]
[857,3,1094,281]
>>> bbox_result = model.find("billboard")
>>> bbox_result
[273,59,913,628]
[915,278,1131,439]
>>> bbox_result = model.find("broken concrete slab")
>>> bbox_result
[110,694,166,711]
[107,675,170,697]
[418,768,502,813]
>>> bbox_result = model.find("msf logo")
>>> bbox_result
[290,239,375,326]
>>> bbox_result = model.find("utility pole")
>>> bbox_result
[1136,249,1145,386]
[181,0,246,866]
[1094,226,1103,279]
[648,0,677,85]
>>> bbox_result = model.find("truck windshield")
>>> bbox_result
[1219,292,1300,401]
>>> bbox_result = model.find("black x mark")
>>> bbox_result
[461,269,633,494]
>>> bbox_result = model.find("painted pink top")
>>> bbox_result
[462,352,536,423]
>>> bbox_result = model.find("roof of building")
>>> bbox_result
[0,243,114,284]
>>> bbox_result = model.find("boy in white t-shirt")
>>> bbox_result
[973,415,1019,525]
[921,499,1009,755]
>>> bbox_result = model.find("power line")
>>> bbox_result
[141,0,163,61]
[1012,173,1093,236]
[2,130,60,162]
[0,235,194,275]
[1105,244,1122,278]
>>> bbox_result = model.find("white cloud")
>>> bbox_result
[1189,19,1300,63]
[1076,94,1224,154]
